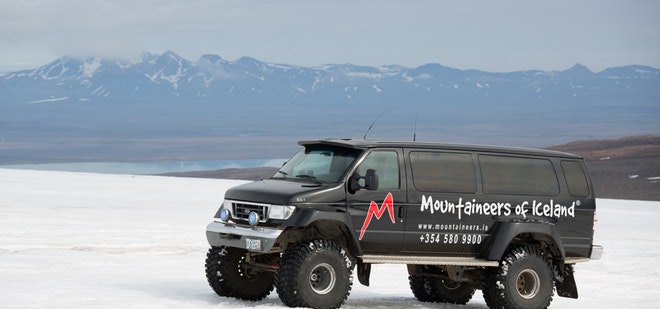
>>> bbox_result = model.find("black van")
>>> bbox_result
[205,139,602,309]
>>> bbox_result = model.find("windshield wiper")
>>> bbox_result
[295,174,322,184]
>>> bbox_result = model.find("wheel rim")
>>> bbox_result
[440,279,462,290]
[309,263,336,295]
[516,269,541,299]
[237,255,260,279]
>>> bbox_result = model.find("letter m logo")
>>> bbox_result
[359,192,395,240]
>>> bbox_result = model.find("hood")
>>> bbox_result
[225,179,336,205]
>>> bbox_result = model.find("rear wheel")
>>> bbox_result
[482,247,555,309]
[409,274,438,302]
[275,239,353,308]
[434,278,475,304]
[409,266,474,304]
[205,246,275,301]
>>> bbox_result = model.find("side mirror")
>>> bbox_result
[364,169,379,190]
[349,169,379,193]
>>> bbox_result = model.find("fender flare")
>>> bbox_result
[283,208,363,257]
[477,220,565,261]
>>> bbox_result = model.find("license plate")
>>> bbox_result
[246,238,262,251]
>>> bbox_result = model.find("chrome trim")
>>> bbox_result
[228,199,270,223]
[360,255,499,267]
[206,221,283,239]
[205,221,284,252]
[225,199,275,208]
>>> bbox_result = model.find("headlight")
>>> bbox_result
[219,207,230,222]
[248,211,260,226]
[217,200,232,222]
[269,205,296,220]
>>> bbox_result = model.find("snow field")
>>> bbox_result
[1,169,659,308]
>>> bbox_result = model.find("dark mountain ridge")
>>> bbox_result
[549,135,660,201]
[165,135,660,202]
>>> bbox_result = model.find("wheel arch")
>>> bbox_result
[282,208,362,258]
[478,221,565,262]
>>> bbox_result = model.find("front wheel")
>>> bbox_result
[482,247,555,309]
[205,246,275,301]
[275,239,353,309]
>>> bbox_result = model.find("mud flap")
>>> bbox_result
[556,264,578,299]
[357,261,371,286]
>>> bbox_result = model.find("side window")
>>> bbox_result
[479,155,559,196]
[561,161,590,197]
[358,151,400,190]
[410,151,476,193]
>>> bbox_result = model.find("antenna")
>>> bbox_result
[363,108,388,140]
[413,109,419,142]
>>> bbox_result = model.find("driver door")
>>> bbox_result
[347,149,406,254]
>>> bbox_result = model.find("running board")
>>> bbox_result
[360,255,499,267]
[361,255,592,266]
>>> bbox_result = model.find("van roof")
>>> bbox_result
[298,138,582,159]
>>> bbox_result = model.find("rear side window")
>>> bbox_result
[479,155,559,196]
[410,152,477,193]
[561,161,590,197]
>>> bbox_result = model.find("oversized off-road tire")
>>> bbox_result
[409,267,475,304]
[409,274,439,302]
[205,246,275,301]
[275,239,353,309]
[482,247,555,309]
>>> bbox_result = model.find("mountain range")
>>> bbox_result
[1,51,659,163]
[2,51,658,104]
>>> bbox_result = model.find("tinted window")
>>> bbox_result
[480,155,559,196]
[561,161,590,197]
[410,152,476,193]
[357,151,400,189]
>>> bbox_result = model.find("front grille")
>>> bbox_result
[231,201,269,222]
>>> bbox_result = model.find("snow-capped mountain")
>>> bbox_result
[2,51,658,104]
[0,51,658,163]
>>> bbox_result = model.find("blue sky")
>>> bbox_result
[1,0,659,73]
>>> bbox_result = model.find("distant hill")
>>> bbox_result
[162,167,278,181]
[165,135,660,201]
[1,52,659,164]
[549,135,660,201]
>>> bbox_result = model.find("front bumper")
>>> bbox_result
[205,220,284,253]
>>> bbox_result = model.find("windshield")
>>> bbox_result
[272,145,361,184]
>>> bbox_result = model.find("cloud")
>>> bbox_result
[1,0,659,71]
[1,0,218,58]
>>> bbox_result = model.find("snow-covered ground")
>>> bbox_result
[1,168,659,308]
